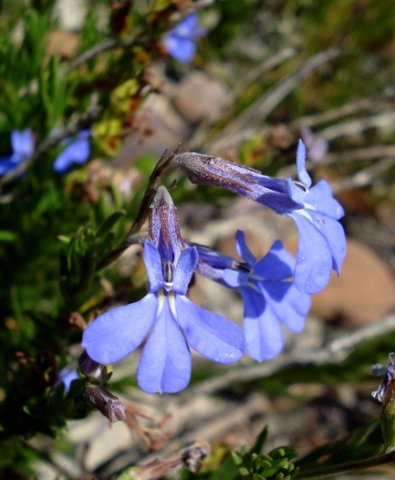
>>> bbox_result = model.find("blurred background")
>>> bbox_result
[0,0,395,478]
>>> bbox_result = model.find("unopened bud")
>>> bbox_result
[372,353,395,451]
[175,152,299,214]
[79,350,109,383]
[85,386,126,423]
[149,186,184,263]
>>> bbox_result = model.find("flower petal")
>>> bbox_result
[263,282,310,333]
[253,240,294,280]
[137,298,191,393]
[173,247,198,294]
[241,287,284,361]
[11,129,34,157]
[176,295,244,363]
[305,209,346,274]
[289,210,343,293]
[296,139,312,188]
[304,180,344,219]
[83,293,157,364]
[165,36,197,63]
[54,136,90,173]
[143,241,164,292]
[235,230,256,264]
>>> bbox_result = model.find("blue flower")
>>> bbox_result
[163,13,206,64]
[83,187,244,394]
[54,129,90,173]
[0,129,34,175]
[372,353,395,405]
[176,140,346,294]
[195,231,311,361]
[284,140,346,293]
[57,368,79,393]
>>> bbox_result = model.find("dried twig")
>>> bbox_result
[209,48,340,152]
[65,32,143,74]
[277,144,395,178]
[232,47,297,98]
[319,111,395,141]
[97,147,180,270]
[185,312,395,397]
[187,48,297,151]
[331,156,395,194]
[291,95,394,129]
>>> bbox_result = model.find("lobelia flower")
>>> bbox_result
[53,129,90,173]
[372,353,395,450]
[372,353,395,406]
[195,231,311,361]
[163,13,206,64]
[83,186,244,394]
[56,368,79,393]
[0,129,34,175]
[175,140,346,294]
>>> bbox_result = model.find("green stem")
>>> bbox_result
[299,450,395,479]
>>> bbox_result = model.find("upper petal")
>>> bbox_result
[235,230,256,265]
[82,293,157,364]
[296,139,312,188]
[143,241,164,292]
[137,298,191,394]
[176,296,244,363]
[304,180,344,219]
[173,247,199,294]
[253,240,294,280]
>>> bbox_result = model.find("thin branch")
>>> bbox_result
[319,111,395,141]
[186,312,395,397]
[291,95,394,129]
[97,147,180,270]
[277,144,395,178]
[0,103,102,189]
[331,156,395,194]
[209,48,340,152]
[232,47,297,98]
[299,449,395,479]
[65,31,143,74]
[187,48,297,151]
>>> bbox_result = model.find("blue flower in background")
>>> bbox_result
[176,140,346,294]
[0,129,34,175]
[56,368,79,393]
[163,13,206,63]
[54,129,90,173]
[195,231,311,361]
[83,187,244,394]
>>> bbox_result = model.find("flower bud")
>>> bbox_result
[149,186,184,263]
[85,385,126,423]
[372,353,395,451]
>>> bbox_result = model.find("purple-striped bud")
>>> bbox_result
[175,152,301,214]
[85,385,126,423]
[149,186,184,264]
[372,354,395,451]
